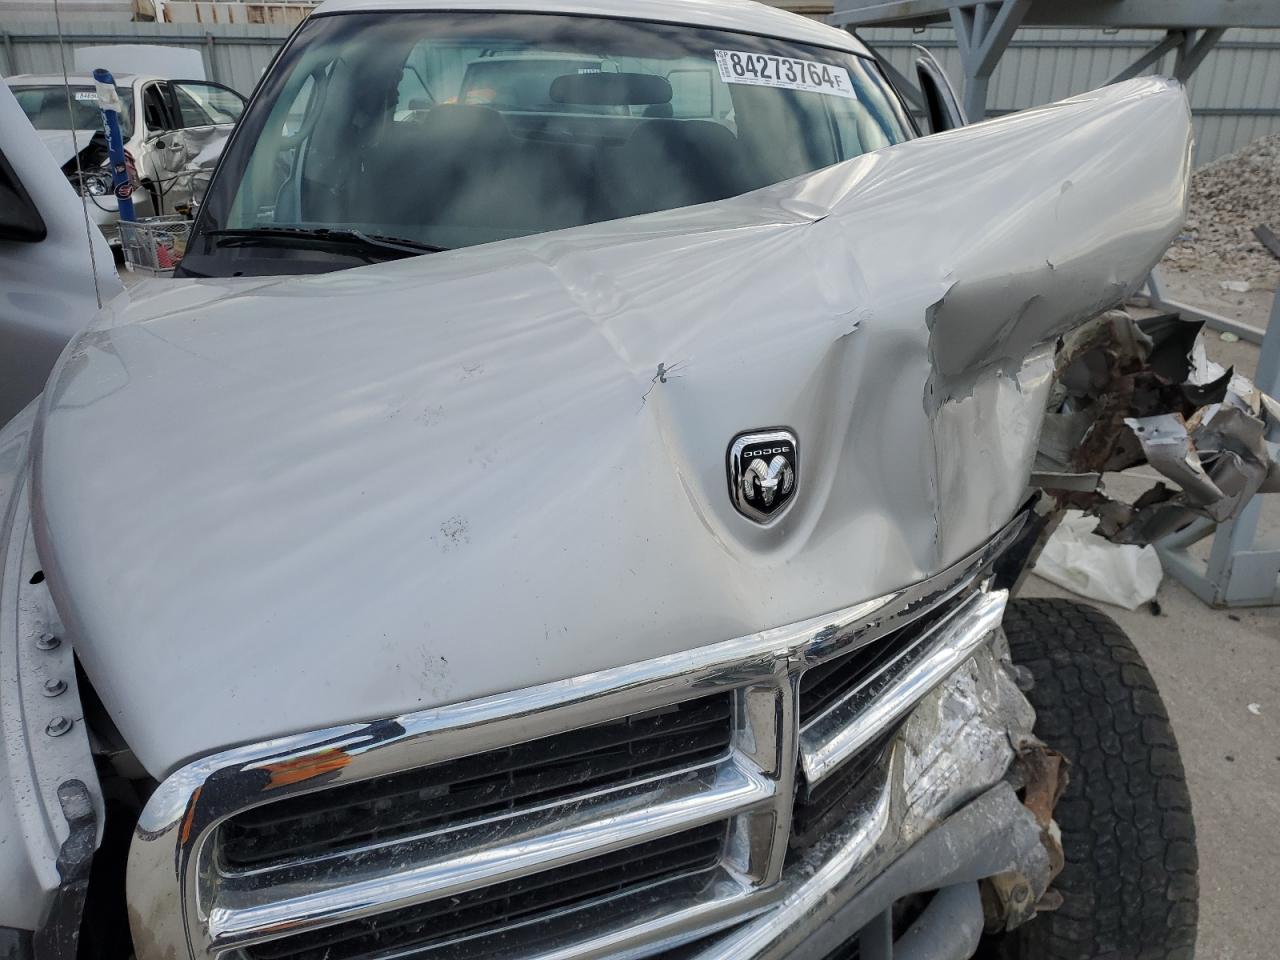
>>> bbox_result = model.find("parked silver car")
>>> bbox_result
[6,71,245,245]
[4,0,1263,958]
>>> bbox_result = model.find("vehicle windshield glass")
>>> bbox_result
[191,11,911,274]
[11,84,135,140]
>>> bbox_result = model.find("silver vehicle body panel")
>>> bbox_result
[0,82,122,429]
[27,76,1191,779]
[0,403,105,930]
[312,0,872,53]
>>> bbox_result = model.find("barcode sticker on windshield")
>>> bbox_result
[715,50,857,99]
[73,91,99,101]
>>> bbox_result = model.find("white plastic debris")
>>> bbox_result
[1034,511,1163,609]
[1188,337,1227,385]
[1220,331,1240,343]
[1219,280,1251,293]
[1247,703,1262,716]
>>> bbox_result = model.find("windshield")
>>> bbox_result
[11,84,135,139]
[187,12,911,276]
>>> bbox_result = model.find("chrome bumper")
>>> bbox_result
[686,654,1048,959]
[718,783,1045,960]
[126,521,1041,960]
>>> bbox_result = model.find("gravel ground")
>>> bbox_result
[1162,132,1280,292]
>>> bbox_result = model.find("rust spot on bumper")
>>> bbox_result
[261,747,353,789]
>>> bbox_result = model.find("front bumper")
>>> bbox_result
[126,519,1053,960]
[689,785,1045,960]
[681,639,1051,960]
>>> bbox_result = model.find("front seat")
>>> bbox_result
[598,119,743,220]
[361,105,516,231]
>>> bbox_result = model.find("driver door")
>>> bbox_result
[148,80,245,215]
[136,80,183,213]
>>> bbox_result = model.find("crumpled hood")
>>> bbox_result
[31,78,1191,777]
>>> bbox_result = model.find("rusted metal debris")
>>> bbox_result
[981,742,1070,932]
[1034,310,1280,544]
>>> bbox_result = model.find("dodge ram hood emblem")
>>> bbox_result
[728,429,798,523]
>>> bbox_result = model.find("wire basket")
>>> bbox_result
[118,216,192,276]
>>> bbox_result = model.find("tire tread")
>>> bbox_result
[1001,598,1198,960]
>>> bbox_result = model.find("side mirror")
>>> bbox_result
[914,46,967,133]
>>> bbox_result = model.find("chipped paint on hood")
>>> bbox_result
[29,77,1191,777]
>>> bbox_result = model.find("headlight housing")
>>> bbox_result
[72,171,112,197]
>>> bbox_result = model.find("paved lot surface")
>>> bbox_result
[1023,574,1278,960]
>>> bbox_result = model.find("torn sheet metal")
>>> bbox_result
[981,742,1068,932]
[173,127,232,209]
[1036,310,1280,544]
[1125,414,1225,510]
[898,642,1037,833]
[29,78,1192,776]
[897,638,1064,933]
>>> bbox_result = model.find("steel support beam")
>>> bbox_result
[832,0,1280,30]
[1173,27,1226,81]
[1109,29,1185,83]
[948,0,1031,120]
[1,30,16,77]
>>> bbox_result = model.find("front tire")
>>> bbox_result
[998,598,1198,960]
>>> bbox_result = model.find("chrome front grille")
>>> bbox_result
[219,696,733,870]
[797,594,967,727]
[127,522,1021,960]
[245,822,728,960]
[789,728,894,858]
[787,589,978,856]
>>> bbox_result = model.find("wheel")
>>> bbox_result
[997,598,1198,960]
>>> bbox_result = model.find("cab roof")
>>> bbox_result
[310,0,870,55]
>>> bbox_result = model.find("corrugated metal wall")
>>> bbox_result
[1,18,1277,165]
[860,26,1280,166]
[0,20,288,91]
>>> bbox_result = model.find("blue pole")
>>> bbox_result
[92,68,135,222]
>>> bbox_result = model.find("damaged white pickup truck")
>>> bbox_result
[4,0,1278,958]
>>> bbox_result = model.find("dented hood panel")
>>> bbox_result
[31,78,1191,777]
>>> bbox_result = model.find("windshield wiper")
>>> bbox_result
[205,226,448,260]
